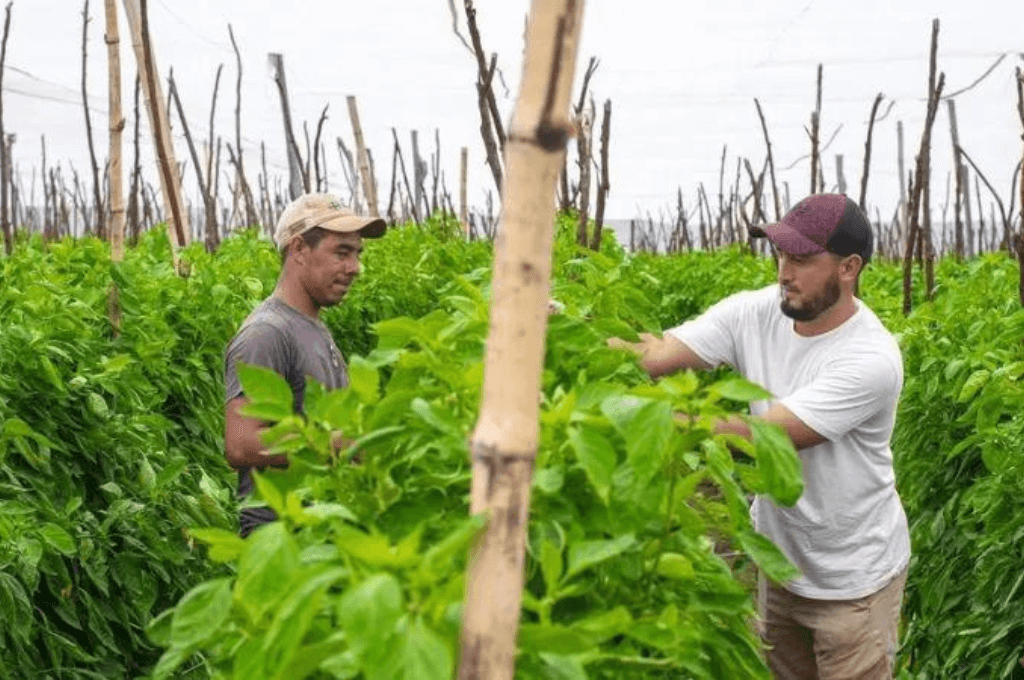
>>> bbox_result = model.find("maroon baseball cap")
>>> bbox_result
[750,193,873,262]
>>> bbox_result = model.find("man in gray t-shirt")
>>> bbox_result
[224,193,385,537]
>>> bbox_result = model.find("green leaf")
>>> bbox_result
[252,472,285,514]
[518,624,594,655]
[958,369,990,402]
[348,356,381,405]
[87,392,109,419]
[540,537,564,597]
[299,503,358,524]
[571,605,632,643]
[749,419,804,507]
[403,617,452,680]
[419,514,487,580]
[146,609,174,646]
[169,577,232,648]
[39,523,76,556]
[656,552,696,581]
[533,467,564,494]
[567,425,616,504]
[338,573,404,657]
[737,527,801,584]
[624,400,673,489]
[236,523,300,622]
[155,457,188,489]
[710,377,773,402]
[566,534,635,580]
[189,527,247,562]
[237,362,294,413]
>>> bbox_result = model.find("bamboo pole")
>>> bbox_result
[121,0,189,261]
[346,96,378,217]
[458,1,583,678]
[105,0,125,331]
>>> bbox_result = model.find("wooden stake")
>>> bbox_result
[268,52,305,200]
[121,0,189,260]
[168,72,218,250]
[859,93,884,213]
[1016,66,1024,304]
[902,18,944,315]
[346,96,378,217]
[81,0,105,238]
[458,1,583,678]
[810,64,822,194]
[0,2,12,255]
[104,0,125,330]
[754,98,781,221]
[590,98,611,251]
[460,146,469,231]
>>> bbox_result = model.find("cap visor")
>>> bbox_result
[321,214,387,239]
[750,221,825,255]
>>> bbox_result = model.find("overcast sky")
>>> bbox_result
[5,0,1023,227]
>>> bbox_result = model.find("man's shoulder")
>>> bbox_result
[716,284,779,317]
[850,302,902,361]
[229,299,298,349]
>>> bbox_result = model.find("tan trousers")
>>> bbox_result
[758,568,908,680]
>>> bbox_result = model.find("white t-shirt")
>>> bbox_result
[667,284,910,600]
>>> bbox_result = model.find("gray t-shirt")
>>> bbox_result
[224,296,349,535]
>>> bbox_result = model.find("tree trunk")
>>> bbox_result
[458,1,584,678]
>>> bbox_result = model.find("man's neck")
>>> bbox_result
[274,275,319,319]
[793,295,858,337]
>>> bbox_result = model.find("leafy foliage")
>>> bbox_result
[4,212,1022,678]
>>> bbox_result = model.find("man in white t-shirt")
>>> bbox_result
[611,194,910,679]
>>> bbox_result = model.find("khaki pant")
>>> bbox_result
[758,568,908,680]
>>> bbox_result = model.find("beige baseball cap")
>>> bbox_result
[273,193,386,248]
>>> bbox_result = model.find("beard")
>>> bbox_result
[780,273,841,321]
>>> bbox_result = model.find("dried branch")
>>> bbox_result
[859,93,884,212]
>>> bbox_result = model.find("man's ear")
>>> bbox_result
[841,254,864,281]
[286,236,306,264]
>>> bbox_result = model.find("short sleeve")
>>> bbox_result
[780,350,902,441]
[664,292,749,369]
[224,322,294,404]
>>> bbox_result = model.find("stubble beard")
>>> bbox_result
[780,273,841,322]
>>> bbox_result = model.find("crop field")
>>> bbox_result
[1,215,1022,679]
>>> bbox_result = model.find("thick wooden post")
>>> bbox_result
[458,1,584,679]
[121,0,189,260]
